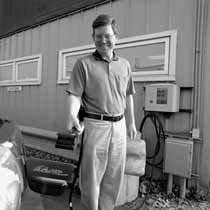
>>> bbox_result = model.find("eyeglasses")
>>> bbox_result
[93,34,115,41]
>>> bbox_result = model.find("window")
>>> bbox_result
[0,62,14,83]
[115,30,177,81]
[58,30,177,83]
[58,45,94,84]
[0,54,42,86]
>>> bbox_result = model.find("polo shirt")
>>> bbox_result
[67,50,135,115]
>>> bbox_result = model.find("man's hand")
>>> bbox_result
[67,114,84,134]
[127,123,137,139]
[67,94,84,134]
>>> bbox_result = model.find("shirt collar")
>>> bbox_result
[92,50,119,62]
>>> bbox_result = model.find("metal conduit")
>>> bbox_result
[193,0,208,129]
[192,0,208,188]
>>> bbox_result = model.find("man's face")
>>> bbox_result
[92,24,117,56]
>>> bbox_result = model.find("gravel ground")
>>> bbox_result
[115,196,210,210]
[24,146,210,210]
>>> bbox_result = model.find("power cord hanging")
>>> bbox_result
[139,113,166,167]
[139,112,166,184]
[138,112,166,205]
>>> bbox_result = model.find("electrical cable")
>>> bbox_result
[138,112,166,196]
[139,112,166,167]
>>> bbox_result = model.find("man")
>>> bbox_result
[66,14,137,210]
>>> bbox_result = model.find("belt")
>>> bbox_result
[84,112,124,122]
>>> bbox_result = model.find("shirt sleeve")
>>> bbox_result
[66,59,85,97]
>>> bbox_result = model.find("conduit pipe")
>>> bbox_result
[192,0,208,188]
[18,125,57,141]
[193,0,208,129]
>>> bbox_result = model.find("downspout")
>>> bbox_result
[192,0,208,188]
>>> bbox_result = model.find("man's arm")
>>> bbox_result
[67,94,83,133]
[125,94,137,139]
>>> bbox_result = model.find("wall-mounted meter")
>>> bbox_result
[144,83,180,112]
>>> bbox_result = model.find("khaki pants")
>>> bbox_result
[80,117,126,210]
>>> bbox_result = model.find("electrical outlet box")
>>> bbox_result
[164,137,193,178]
[145,83,180,112]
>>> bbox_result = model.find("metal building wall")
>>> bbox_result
[0,0,196,132]
[4,0,210,184]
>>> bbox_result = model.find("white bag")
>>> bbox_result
[125,133,146,176]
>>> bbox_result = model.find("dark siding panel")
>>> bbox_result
[0,0,109,38]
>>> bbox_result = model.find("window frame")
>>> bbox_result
[0,54,42,86]
[0,61,15,84]
[116,30,177,81]
[57,30,177,84]
[58,45,94,84]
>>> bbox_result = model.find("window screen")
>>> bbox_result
[17,60,38,81]
[0,64,13,82]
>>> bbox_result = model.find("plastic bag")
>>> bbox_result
[0,167,21,210]
[125,133,146,176]
[0,144,23,210]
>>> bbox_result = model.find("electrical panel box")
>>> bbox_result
[164,137,193,178]
[145,83,180,112]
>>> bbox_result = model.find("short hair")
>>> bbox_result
[92,14,119,35]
